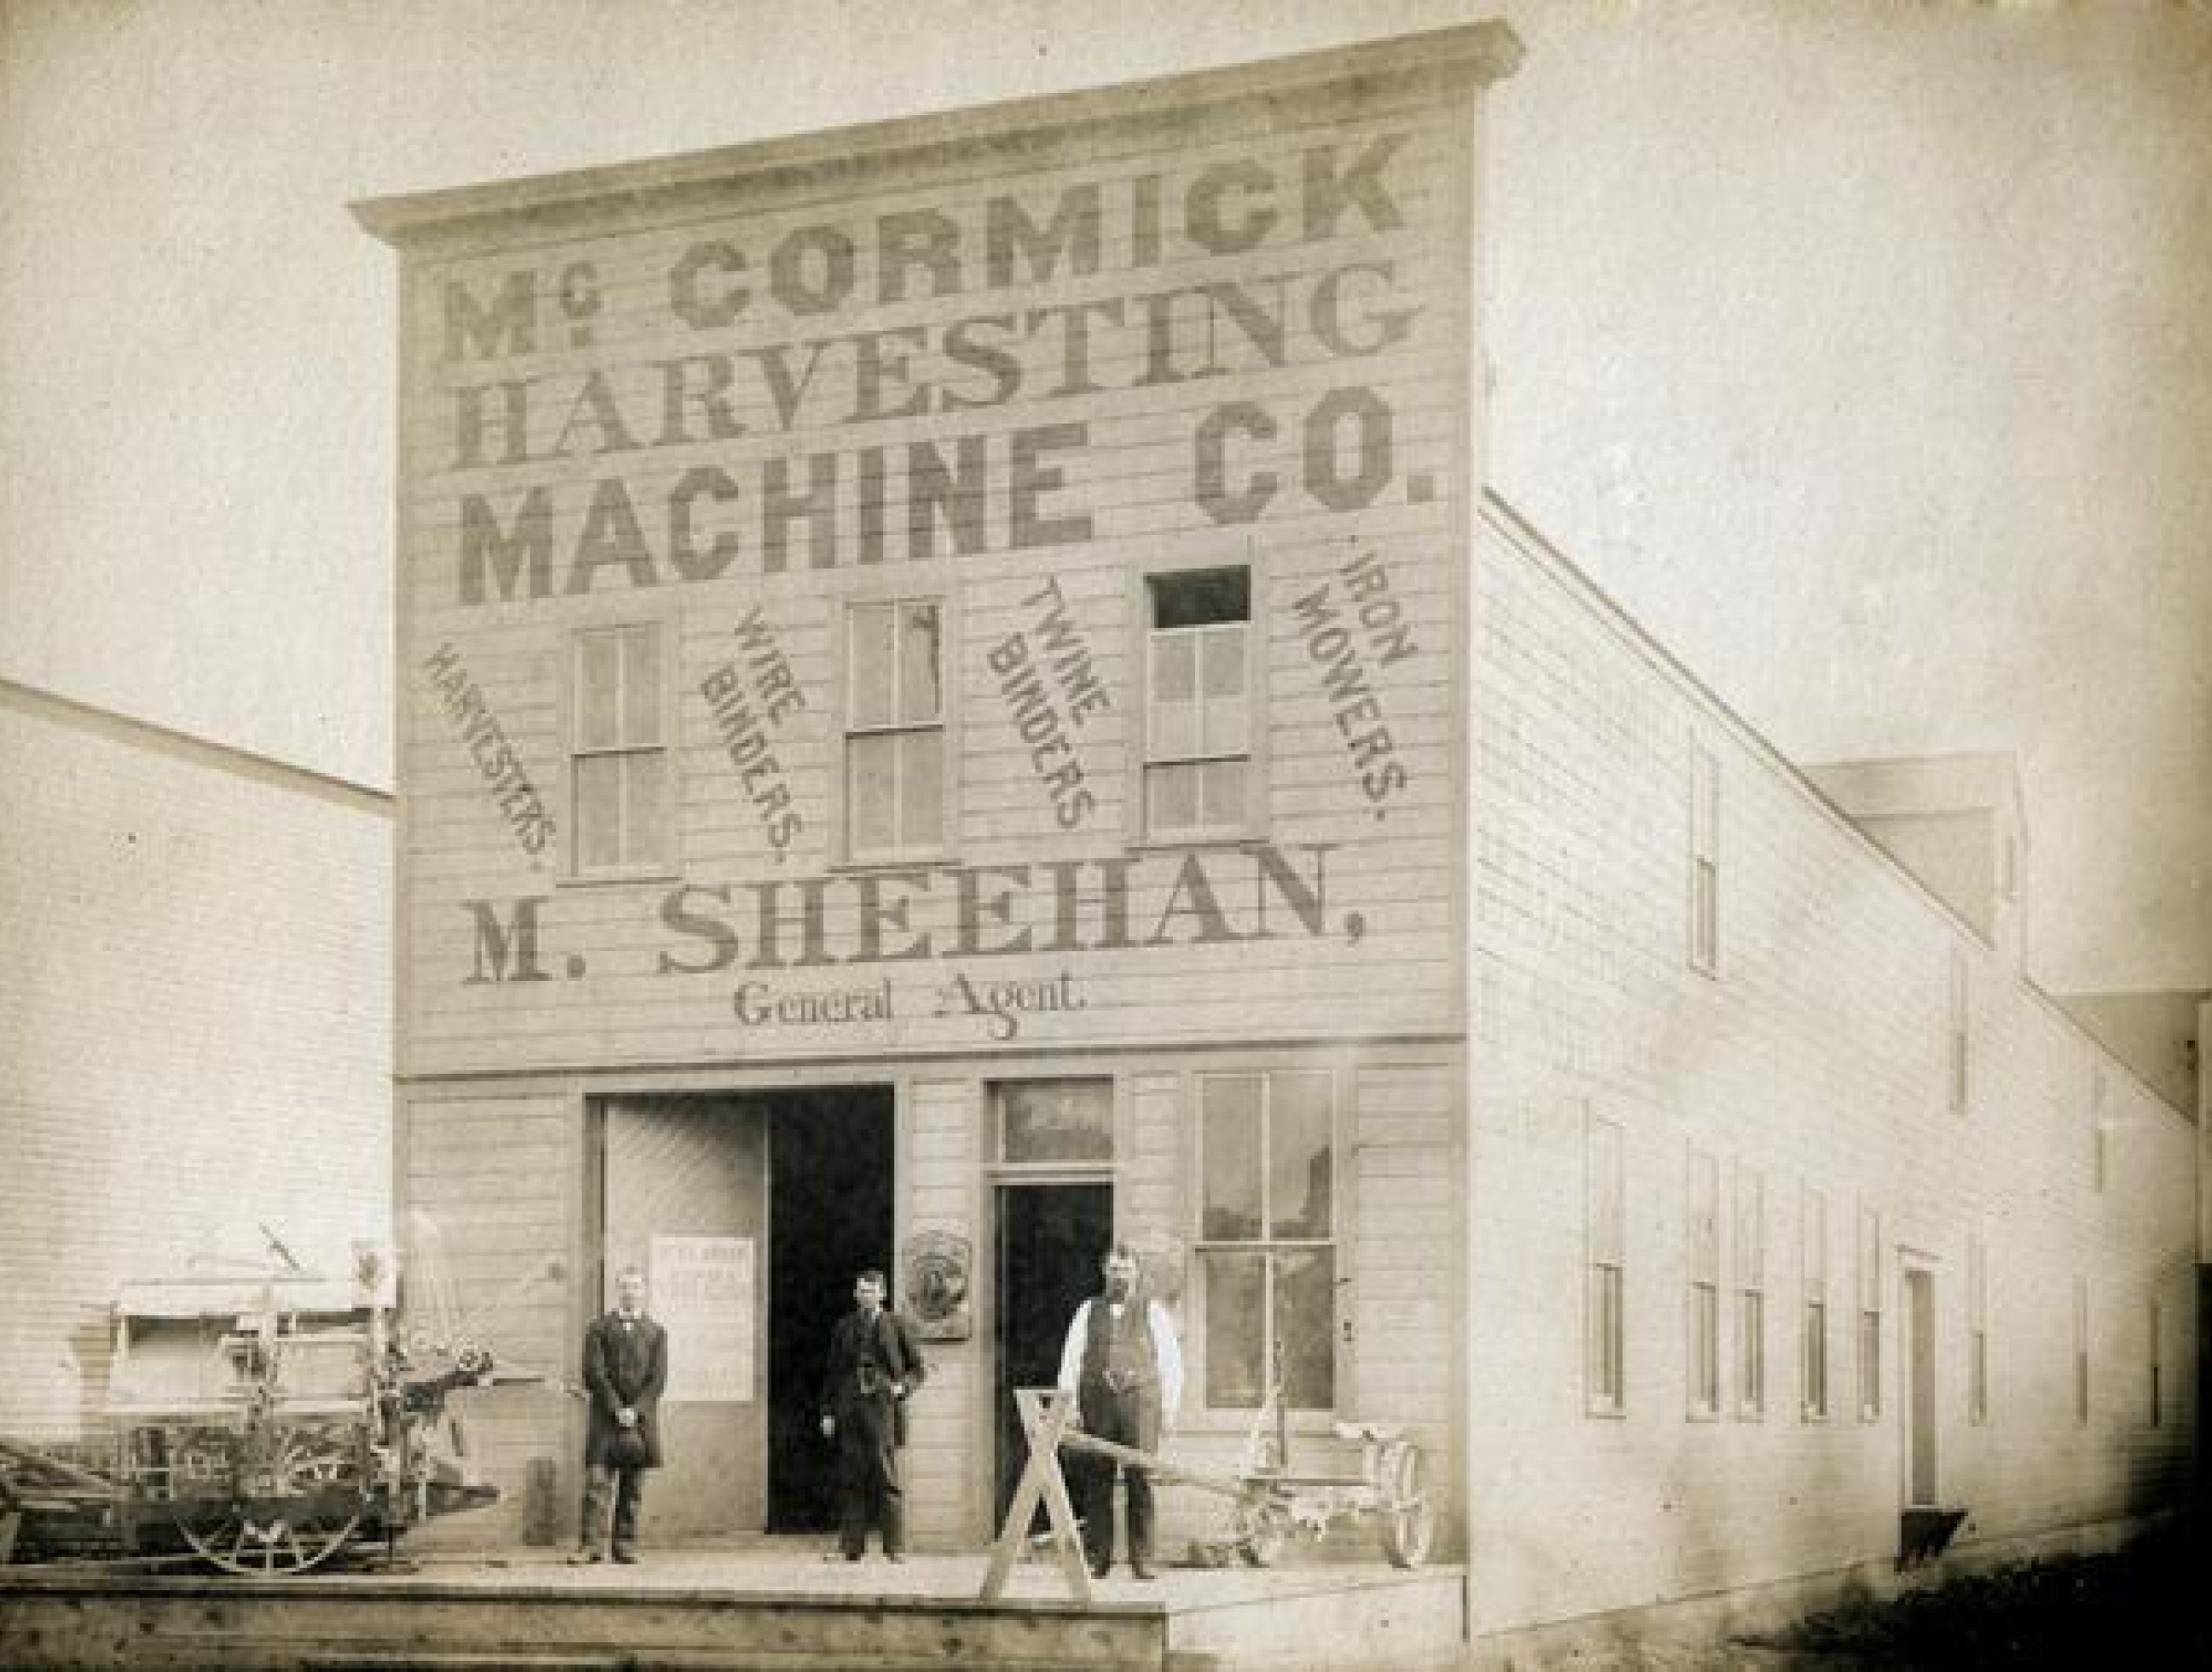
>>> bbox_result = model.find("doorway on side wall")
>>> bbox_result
[765,1087,895,1533]
[1903,1264,1938,1508]
[993,1180,1113,1531]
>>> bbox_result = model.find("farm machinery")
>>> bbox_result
[0,1229,542,1575]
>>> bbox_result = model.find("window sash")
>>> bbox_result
[1196,1072,1336,1412]
[571,625,667,872]
[1689,1282,1719,1415]
[1736,1289,1764,1415]
[1589,1261,1625,1412]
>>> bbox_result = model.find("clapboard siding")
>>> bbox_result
[903,1076,980,1543]
[391,72,1475,1081]
[401,1093,580,1548]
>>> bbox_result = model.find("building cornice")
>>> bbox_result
[350,21,1522,247]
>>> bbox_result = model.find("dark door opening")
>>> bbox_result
[766,1087,894,1532]
[995,1182,1113,1529]
[1905,1267,1938,1508]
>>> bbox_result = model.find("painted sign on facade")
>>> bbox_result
[396,74,1475,1075]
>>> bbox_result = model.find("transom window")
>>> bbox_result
[994,1080,1113,1165]
[571,623,668,873]
[1146,568,1250,839]
[846,599,944,860]
[1197,1070,1333,1410]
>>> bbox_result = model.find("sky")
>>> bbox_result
[2,0,2206,994]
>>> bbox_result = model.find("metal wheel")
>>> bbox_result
[1235,1496,1291,1567]
[176,1423,364,1575]
[1377,1441,1434,1568]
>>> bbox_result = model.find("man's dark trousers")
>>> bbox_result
[1074,1382,1154,1571]
[833,1387,904,1557]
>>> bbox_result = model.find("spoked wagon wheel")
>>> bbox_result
[180,1502,363,1574]
[1377,1441,1435,1569]
[176,1424,364,1575]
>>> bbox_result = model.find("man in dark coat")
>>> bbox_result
[570,1266,667,1565]
[1056,1242,1182,1580]
[817,1268,926,1561]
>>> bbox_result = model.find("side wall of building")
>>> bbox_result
[1465,502,2196,1635]
[0,689,392,1437]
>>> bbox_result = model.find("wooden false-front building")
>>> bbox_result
[355,26,1519,1560]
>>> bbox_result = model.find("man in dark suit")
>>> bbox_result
[569,1265,667,1565]
[817,1267,926,1562]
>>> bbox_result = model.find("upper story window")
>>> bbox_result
[1947,947,1970,1114]
[1689,743,1719,974]
[570,623,670,874]
[846,598,944,861]
[1145,567,1251,839]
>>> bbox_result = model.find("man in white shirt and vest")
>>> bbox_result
[1055,1242,1183,1580]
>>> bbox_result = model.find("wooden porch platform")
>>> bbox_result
[0,1542,1467,1671]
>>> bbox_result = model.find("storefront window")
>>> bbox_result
[995,1080,1113,1163]
[1198,1070,1334,1410]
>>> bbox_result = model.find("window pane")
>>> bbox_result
[1200,1075,1262,1240]
[623,752,667,868]
[1146,763,1198,834]
[1200,759,1247,828]
[1152,567,1250,629]
[1590,1265,1622,1406]
[621,625,661,746]
[1204,1252,1267,1407]
[1274,1248,1335,1409]
[1152,695,1199,762]
[849,604,895,729]
[577,631,623,751]
[848,733,895,856]
[575,754,621,870]
[1199,624,1246,698]
[1203,694,1251,758]
[1268,1072,1331,1238]
[1152,632,1197,702]
[898,730,943,850]
[898,602,943,723]
[998,1081,1113,1163]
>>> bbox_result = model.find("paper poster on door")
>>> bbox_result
[651,1234,754,1403]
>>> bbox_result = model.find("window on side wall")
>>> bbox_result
[1196,1070,1333,1413]
[1585,1111,1626,1415]
[2074,1278,2090,1426]
[1967,1229,1989,1424]
[1687,1147,1719,1418]
[570,622,671,875]
[1801,1186,1828,1420]
[1144,567,1252,840]
[1734,1162,1765,1419]
[1856,1204,1881,1421]
[1688,743,1719,975]
[846,598,945,862]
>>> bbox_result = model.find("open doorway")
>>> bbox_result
[994,1181,1113,1529]
[766,1087,895,1532]
[1903,1266,1938,1508]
